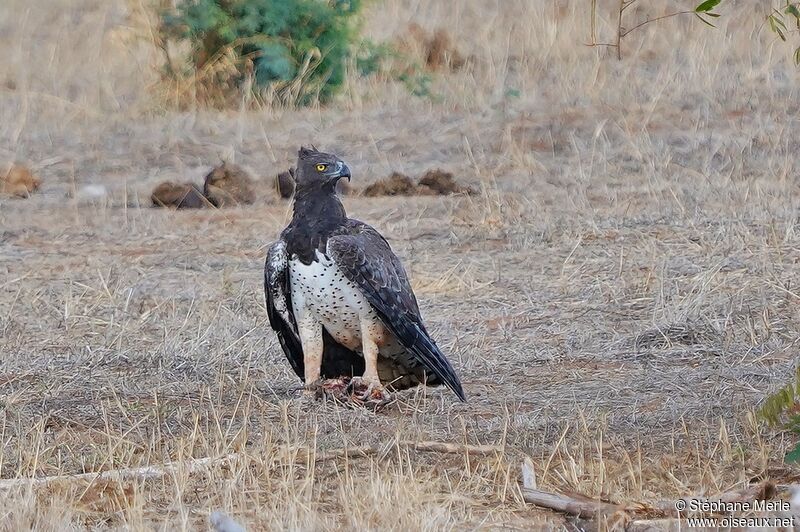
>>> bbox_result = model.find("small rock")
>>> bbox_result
[719,256,747,272]
[666,256,702,276]
[75,184,109,201]
[210,511,245,532]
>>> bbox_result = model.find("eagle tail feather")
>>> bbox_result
[405,323,466,402]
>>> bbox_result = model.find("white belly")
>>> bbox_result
[289,250,377,351]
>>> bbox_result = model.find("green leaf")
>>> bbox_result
[695,0,722,13]
[769,15,788,41]
[786,442,800,463]
[694,13,717,27]
[785,4,800,19]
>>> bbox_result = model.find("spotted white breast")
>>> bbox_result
[289,249,377,351]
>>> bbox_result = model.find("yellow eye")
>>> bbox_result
[315,164,327,172]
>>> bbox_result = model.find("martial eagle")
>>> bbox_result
[264,147,466,402]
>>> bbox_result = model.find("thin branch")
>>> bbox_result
[0,440,502,491]
[616,0,624,59]
[314,440,502,461]
[518,462,775,522]
[584,42,620,49]
[0,453,239,491]
[620,11,696,38]
[521,487,626,518]
[620,0,639,14]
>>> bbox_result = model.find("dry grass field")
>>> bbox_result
[0,0,799,529]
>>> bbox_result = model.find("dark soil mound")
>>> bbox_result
[1,164,40,198]
[151,182,207,209]
[363,172,417,197]
[203,162,256,207]
[418,169,476,195]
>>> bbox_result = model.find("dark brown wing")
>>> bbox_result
[326,222,466,401]
[265,240,365,381]
[265,240,305,378]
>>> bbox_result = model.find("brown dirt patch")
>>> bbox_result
[363,170,475,197]
[418,169,476,195]
[400,24,467,71]
[203,162,257,207]
[363,172,417,197]
[150,182,208,209]
[1,164,40,198]
[426,28,466,70]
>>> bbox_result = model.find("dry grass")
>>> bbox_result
[0,0,799,529]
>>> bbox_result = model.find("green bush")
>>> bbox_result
[760,367,800,463]
[161,0,363,105]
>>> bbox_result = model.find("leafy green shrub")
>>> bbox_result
[760,367,800,462]
[767,2,800,66]
[161,0,363,106]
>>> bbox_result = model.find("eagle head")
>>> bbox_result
[295,147,351,190]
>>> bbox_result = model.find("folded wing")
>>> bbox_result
[327,222,466,401]
[265,240,305,378]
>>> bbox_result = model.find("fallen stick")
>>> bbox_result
[0,453,239,491]
[0,440,500,491]
[401,440,500,455]
[521,487,626,519]
[519,458,624,518]
[313,440,501,461]
[519,460,775,523]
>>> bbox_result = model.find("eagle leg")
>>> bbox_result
[351,321,392,403]
[297,314,324,394]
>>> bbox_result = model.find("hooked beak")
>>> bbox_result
[335,161,351,181]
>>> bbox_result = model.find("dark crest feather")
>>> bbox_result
[298,145,319,159]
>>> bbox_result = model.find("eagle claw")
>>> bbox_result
[347,376,393,404]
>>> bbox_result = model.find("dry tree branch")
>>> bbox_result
[313,440,501,461]
[0,440,501,492]
[520,488,627,519]
[519,460,775,522]
[520,460,625,518]
[0,453,240,491]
